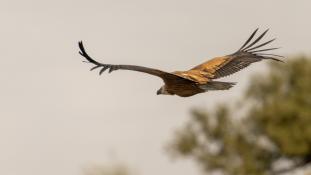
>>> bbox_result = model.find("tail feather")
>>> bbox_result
[199,81,236,91]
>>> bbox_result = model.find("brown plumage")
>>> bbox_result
[78,29,283,97]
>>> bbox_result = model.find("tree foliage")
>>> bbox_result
[168,57,311,175]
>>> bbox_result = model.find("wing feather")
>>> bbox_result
[238,28,258,51]
[241,29,269,51]
[191,29,283,79]
[78,41,194,84]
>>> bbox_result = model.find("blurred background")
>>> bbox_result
[1,0,311,175]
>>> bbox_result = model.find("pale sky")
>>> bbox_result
[1,0,311,175]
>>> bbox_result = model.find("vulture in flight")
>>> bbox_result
[78,29,283,97]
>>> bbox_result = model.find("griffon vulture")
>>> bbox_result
[78,29,283,97]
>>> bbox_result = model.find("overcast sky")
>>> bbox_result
[1,0,311,175]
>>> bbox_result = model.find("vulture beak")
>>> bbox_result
[156,89,161,95]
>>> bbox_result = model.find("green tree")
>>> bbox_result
[168,57,311,175]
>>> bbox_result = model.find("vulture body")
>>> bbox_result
[78,29,283,97]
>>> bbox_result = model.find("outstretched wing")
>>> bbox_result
[191,29,284,79]
[78,41,194,85]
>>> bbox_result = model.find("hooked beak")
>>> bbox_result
[157,89,161,95]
